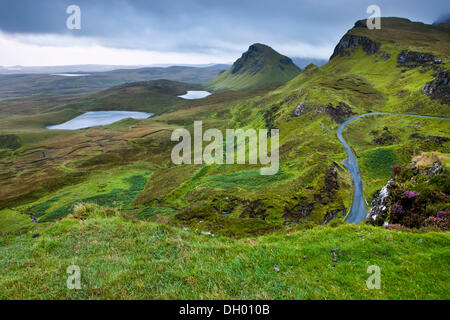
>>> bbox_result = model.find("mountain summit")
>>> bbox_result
[208,43,301,91]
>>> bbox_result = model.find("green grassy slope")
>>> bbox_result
[1,207,448,299]
[207,43,301,91]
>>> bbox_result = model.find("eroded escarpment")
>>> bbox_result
[330,34,381,60]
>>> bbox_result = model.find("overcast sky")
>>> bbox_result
[0,0,448,66]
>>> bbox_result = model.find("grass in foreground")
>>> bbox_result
[1,205,449,299]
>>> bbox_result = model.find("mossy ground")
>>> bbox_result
[1,210,448,299]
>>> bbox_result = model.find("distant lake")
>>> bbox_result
[46,111,153,130]
[51,74,91,77]
[178,90,211,99]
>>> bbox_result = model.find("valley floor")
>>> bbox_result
[1,213,448,299]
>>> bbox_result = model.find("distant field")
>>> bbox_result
[0,64,228,99]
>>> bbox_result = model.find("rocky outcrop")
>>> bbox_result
[324,163,340,197]
[330,35,380,60]
[322,205,346,224]
[371,127,397,145]
[422,71,450,104]
[240,200,267,220]
[292,90,308,117]
[410,133,449,145]
[283,201,314,225]
[292,103,306,117]
[367,179,394,225]
[325,102,355,123]
[397,50,443,68]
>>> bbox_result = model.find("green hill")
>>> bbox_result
[207,43,301,91]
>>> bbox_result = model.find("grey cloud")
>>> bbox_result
[0,0,449,58]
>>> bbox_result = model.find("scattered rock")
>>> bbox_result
[330,248,342,263]
[292,91,308,117]
[292,103,307,117]
[422,71,450,104]
[29,215,39,223]
[397,50,442,68]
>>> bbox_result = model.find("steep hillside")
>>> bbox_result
[207,43,301,91]
[220,17,450,228]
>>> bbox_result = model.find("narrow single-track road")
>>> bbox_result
[337,113,450,224]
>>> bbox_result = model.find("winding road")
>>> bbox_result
[337,112,450,224]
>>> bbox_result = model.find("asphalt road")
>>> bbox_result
[337,112,450,224]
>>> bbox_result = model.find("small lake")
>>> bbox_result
[46,111,153,130]
[51,74,91,77]
[178,90,211,99]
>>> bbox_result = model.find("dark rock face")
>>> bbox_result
[322,205,346,224]
[422,71,450,104]
[325,102,355,123]
[353,20,367,28]
[397,50,443,68]
[283,201,314,225]
[330,35,381,60]
[324,164,340,197]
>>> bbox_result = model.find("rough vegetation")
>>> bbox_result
[368,152,449,230]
